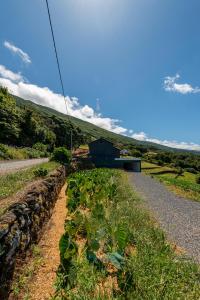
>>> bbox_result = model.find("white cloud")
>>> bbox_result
[131,131,200,151]
[0,65,200,151]
[0,65,127,135]
[0,65,23,82]
[164,74,200,94]
[4,41,31,64]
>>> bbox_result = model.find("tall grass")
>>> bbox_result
[0,144,48,160]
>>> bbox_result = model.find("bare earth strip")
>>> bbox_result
[19,183,67,300]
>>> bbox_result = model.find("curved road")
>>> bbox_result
[0,158,49,175]
[128,173,200,263]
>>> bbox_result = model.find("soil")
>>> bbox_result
[13,183,67,300]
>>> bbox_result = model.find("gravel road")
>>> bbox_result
[128,173,200,263]
[0,158,49,175]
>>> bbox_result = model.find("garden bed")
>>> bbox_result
[54,169,200,299]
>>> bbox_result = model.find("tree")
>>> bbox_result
[0,87,21,144]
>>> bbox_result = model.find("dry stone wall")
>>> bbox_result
[0,166,66,299]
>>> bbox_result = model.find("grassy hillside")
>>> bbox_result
[0,88,199,157]
[14,95,200,155]
[14,95,174,151]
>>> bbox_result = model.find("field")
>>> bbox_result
[54,169,200,299]
[142,161,200,201]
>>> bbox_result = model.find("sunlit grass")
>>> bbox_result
[142,161,200,201]
[0,161,59,200]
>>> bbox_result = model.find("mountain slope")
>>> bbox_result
[14,95,200,154]
[14,95,173,151]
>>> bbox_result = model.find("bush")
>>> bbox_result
[185,168,198,174]
[24,148,46,159]
[196,174,200,184]
[51,147,71,165]
[157,160,164,166]
[34,167,48,177]
[130,149,141,157]
[176,167,184,177]
[33,142,48,153]
[0,144,9,159]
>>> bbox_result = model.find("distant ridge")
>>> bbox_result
[14,95,200,154]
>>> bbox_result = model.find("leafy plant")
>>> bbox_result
[55,169,200,299]
[196,174,200,184]
[33,167,48,177]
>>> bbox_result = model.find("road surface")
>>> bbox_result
[128,172,200,263]
[0,158,49,175]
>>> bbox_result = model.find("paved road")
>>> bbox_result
[0,158,49,175]
[128,173,200,263]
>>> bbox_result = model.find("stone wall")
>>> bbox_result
[0,166,66,299]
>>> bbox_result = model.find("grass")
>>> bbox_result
[11,244,43,299]
[0,161,59,200]
[0,143,48,160]
[78,144,89,150]
[53,169,200,299]
[142,161,200,201]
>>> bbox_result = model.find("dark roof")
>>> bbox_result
[89,138,114,146]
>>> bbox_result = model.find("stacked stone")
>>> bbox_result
[0,166,66,299]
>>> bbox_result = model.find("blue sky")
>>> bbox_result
[0,0,200,150]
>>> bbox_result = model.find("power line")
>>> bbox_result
[45,0,73,150]
[45,0,69,115]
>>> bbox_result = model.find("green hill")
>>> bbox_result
[14,95,174,151]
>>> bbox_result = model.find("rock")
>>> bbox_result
[0,166,66,298]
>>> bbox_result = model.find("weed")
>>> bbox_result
[11,244,43,297]
[34,167,48,177]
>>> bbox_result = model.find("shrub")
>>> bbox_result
[185,168,198,174]
[196,174,200,184]
[176,167,184,177]
[51,147,71,165]
[33,142,48,153]
[131,149,141,157]
[157,160,164,166]
[25,148,46,159]
[34,167,48,177]
[0,144,9,159]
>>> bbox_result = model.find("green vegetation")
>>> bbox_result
[51,147,72,165]
[0,87,89,152]
[142,161,200,201]
[33,167,48,177]
[16,94,196,153]
[0,143,48,160]
[2,87,200,165]
[11,244,43,298]
[54,169,200,299]
[0,161,59,200]
[196,174,200,184]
